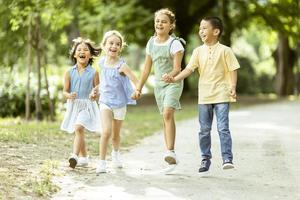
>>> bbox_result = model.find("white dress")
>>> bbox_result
[60,99,101,134]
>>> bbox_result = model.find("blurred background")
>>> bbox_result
[0,0,299,120]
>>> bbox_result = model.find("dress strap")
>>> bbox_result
[116,58,125,70]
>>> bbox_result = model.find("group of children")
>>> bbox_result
[60,8,240,175]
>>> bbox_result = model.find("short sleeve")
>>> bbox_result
[186,48,200,72]
[170,40,184,55]
[145,39,152,55]
[225,48,240,71]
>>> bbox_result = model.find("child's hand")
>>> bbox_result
[89,88,98,101]
[230,87,237,100]
[68,92,77,100]
[162,73,174,83]
[131,89,141,100]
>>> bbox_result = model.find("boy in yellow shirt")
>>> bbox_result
[163,16,240,174]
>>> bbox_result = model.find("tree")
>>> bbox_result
[248,0,300,96]
[8,0,73,120]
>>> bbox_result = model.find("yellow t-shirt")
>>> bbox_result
[186,42,240,104]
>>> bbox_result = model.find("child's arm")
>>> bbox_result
[168,51,184,77]
[229,69,238,99]
[120,64,141,100]
[164,48,200,83]
[135,54,153,97]
[173,68,194,82]
[90,72,100,101]
[119,64,139,87]
[63,70,76,100]
[164,67,193,83]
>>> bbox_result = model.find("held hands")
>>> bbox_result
[89,88,98,101]
[162,73,175,83]
[131,89,141,100]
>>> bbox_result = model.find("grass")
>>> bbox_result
[0,94,289,199]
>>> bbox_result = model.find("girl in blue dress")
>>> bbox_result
[61,37,101,169]
[91,30,140,173]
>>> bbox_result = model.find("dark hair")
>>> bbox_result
[70,37,101,65]
[203,16,223,37]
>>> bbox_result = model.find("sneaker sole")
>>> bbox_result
[69,158,77,169]
[222,164,234,170]
[161,164,177,175]
[77,163,88,168]
[164,156,177,165]
[198,171,210,177]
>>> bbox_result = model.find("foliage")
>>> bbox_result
[0,69,61,118]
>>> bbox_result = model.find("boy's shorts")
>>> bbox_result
[99,103,127,120]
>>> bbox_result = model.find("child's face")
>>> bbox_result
[154,13,172,36]
[103,35,122,58]
[73,43,91,66]
[199,20,219,44]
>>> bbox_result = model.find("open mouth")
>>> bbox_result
[79,54,86,59]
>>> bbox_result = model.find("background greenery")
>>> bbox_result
[0,0,299,119]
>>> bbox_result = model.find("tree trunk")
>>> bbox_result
[274,32,296,96]
[26,19,33,120]
[34,15,43,120]
[221,0,232,46]
[42,54,55,121]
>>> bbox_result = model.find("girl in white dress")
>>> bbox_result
[61,37,101,169]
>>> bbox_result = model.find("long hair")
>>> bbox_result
[70,37,102,65]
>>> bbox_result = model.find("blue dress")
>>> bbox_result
[60,64,101,133]
[98,57,136,109]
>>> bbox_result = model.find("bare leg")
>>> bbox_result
[73,125,85,155]
[99,109,113,160]
[111,119,123,151]
[79,138,87,157]
[162,107,176,150]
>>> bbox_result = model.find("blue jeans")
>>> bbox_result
[198,103,233,162]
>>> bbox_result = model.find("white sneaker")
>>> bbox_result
[111,150,123,168]
[68,153,78,169]
[77,156,89,167]
[164,150,179,165]
[96,160,107,174]
[161,164,177,175]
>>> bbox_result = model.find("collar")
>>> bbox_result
[204,41,220,49]
[72,64,92,71]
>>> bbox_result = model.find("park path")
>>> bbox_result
[52,100,300,200]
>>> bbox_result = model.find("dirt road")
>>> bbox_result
[52,100,300,200]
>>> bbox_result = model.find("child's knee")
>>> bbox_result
[163,110,174,121]
[101,130,111,139]
[75,126,85,133]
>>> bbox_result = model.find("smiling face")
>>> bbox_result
[103,35,122,58]
[154,13,173,36]
[199,20,220,45]
[73,43,91,66]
